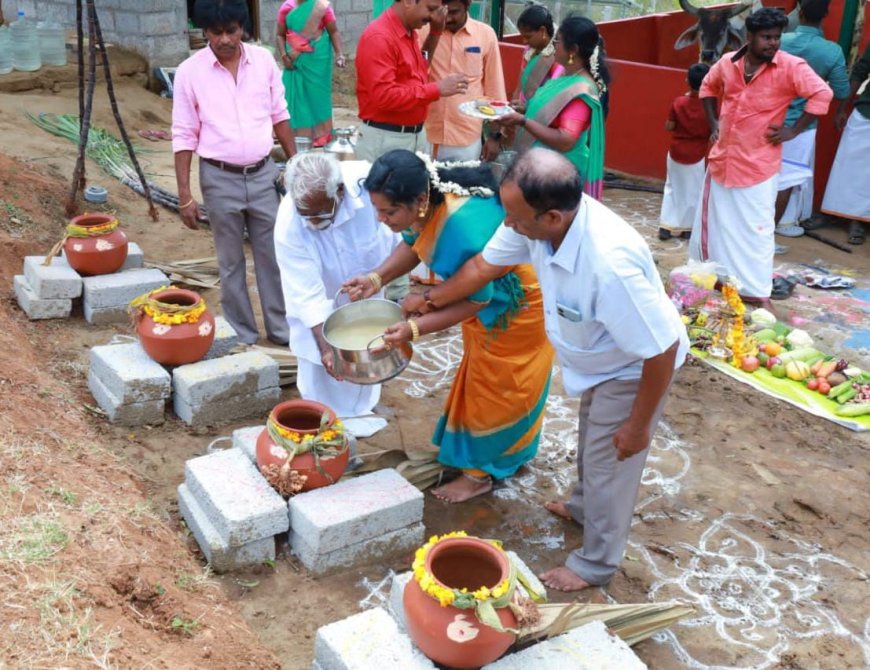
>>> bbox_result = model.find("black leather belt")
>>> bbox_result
[202,156,269,175]
[363,120,424,134]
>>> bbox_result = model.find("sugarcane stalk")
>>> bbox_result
[88,0,158,221]
[66,3,98,217]
[75,0,84,153]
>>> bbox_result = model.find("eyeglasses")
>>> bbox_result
[299,197,339,227]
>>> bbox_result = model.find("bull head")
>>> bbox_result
[675,0,754,64]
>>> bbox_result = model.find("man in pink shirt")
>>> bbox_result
[688,7,831,303]
[173,0,296,345]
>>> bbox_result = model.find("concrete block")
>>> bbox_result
[184,447,289,547]
[13,275,72,320]
[89,341,171,403]
[506,550,546,602]
[172,351,279,405]
[203,316,239,359]
[82,301,131,325]
[291,522,424,576]
[178,483,275,573]
[23,255,82,299]
[232,425,262,462]
[62,241,143,270]
[87,370,166,426]
[388,572,412,632]
[314,607,435,670]
[288,469,423,555]
[173,386,279,427]
[483,620,646,670]
[81,267,167,309]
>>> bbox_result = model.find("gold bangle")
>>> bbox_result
[407,318,420,342]
[367,272,383,292]
[180,198,195,209]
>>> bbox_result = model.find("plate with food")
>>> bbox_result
[458,100,514,120]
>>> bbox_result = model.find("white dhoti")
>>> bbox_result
[296,358,381,419]
[660,153,705,233]
[689,172,777,299]
[821,110,870,223]
[777,128,816,225]
[432,139,483,162]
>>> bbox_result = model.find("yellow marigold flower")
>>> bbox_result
[492,580,509,598]
[473,586,491,600]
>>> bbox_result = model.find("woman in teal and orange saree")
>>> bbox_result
[276,0,346,148]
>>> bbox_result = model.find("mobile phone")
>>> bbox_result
[556,303,582,322]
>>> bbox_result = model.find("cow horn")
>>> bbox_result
[727,2,753,18]
[678,0,700,16]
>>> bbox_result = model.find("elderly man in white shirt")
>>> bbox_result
[400,148,689,592]
[274,152,399,418]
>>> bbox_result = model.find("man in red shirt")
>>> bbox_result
[688,8,831,303]
[354,0,470,162]
[659,62,711,241]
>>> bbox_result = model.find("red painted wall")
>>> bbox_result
[498,42,526,100]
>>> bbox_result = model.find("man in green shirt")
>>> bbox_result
[774,0,849,237]
[814,42,870,245]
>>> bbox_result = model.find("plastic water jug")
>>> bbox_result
[0,27,14,75]
[38,20,67,67]
[11,11,42,72]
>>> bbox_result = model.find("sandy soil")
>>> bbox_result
[0,58,868,670]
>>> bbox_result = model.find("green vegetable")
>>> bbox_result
[755,329,777,342]
[834,402,870,417]
[773,322,791,338]
[835,388,857,404]
[777,348,823,364]
[829,379,855,399]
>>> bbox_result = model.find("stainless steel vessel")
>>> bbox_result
[322,296,412,385]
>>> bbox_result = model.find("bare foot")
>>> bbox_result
[539,567,592,592]
[544,500,573,520]
[431,475,493,503]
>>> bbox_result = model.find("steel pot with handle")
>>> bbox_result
[322,291,412,384]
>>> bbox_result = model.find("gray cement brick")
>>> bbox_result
[184,447,288,547]
[13,275,72,320]
[288,468,423,555]
[173,386,279,427]
[82,301,130,325]
[388,572,412,632]
[483,620,646,670]
[506,550,547,602]
[232,425,262,462]
[172,351,279,405]
[203,316,239,360]
[87,370,166,426]
[177,483,275,573]
[62,241,143,270]
[290,522,424,576]
[89,341,171,403]
[81,267,167,309]
[314,607,435,670]
[23,255,82,299]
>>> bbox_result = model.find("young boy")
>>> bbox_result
[659,63,711,241]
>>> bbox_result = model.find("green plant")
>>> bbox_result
[171,616,199,635]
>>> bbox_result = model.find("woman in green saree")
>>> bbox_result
[494,16,610,199]
[276,0,346,148]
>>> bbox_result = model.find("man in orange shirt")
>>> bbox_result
[688,8,831,303]
[419,0,506,161]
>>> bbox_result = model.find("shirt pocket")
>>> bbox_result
[557,316,601,351]
[463,49,483,82]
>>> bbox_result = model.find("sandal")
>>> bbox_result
[770,276,797,300]
[658,228,672,241]
[848,221,866,245]
[801,215,828,231]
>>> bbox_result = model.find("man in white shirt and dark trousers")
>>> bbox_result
[403,148,688,591]
[274,152,398,418]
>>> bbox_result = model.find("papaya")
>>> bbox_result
[785,360,811,381]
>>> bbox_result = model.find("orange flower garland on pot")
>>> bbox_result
[63,213,128,275]
[256,400,350,494]
[129,286,215,366]
[404,532,520,668]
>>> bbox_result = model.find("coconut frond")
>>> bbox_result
[519,601,694,647]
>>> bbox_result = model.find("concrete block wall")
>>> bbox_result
[260,0,369,57]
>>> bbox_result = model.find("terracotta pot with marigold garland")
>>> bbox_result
[255,399,349,494]
[129,286,215,366]
[59,213,128,276]
[403,532,545,669]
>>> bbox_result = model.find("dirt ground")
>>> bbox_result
[0,58,868,670]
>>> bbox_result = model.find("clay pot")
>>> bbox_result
[64,213,128,276]
[135,288,215,366]
[404,536,518,669]
[256,399,349,491]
